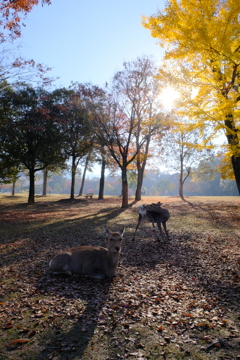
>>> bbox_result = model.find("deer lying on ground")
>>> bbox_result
[48,227,125,279]
[132,202,170,241]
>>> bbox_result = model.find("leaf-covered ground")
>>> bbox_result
[0,195,240,360]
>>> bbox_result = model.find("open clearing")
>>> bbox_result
[0,194,240,360]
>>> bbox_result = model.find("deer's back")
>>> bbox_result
[66,245,107,256]
[60,246,108,274]
[147,209,170,222]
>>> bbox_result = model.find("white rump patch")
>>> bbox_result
[138,206,147,217]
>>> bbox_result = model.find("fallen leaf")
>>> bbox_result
[8,339,30,345]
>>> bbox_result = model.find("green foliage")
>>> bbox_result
[0,85,69,202]
[0,160,19,184]
[127,170,137,190]
[155,179,176,195]
[55,86,96,199]
[0,85,66,170]
[191,158,219,183]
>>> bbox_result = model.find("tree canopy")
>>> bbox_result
[0,0,51,41]
[0,85,67,203]
[112,56,169,202]
[143,0,240,194]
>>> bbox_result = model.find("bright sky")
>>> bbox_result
[14,0,167,178]
[16,0,165,88]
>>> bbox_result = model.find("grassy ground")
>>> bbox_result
[0,194,240,360]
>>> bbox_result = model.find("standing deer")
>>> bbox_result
[132,202,170,241]
[48,227,125,279]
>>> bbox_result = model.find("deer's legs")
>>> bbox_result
[132,214,143,240]
[156,222,163,240]
[152,221,161,241]
[162,221,169,240]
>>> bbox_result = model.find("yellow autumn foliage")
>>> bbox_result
[143,0,240,184]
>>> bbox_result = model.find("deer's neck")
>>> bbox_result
[107,251,120,267]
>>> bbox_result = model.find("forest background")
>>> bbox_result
[0,167,238,197]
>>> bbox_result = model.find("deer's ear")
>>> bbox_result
[103,226,110,237]
[120,228,125,237]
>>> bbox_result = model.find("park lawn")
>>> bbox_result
[0,194,240,360]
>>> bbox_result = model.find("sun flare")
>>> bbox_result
[159,87,179,110]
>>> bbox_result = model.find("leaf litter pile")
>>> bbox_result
[0,195,240,360]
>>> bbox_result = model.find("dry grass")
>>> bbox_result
[0,194,240,360]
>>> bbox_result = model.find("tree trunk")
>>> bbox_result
[135,122,142,202]
[179,154,185,200]
[98,157,106,200]
[12,181,16,196]
[77,169,82,196]
[179,162,191,200]
[42,167,48,196]
[179,179,184,200]
[224,114,240,195]
[70,155,76,200]
[135,134,150,201]
[231,155,240,195]
[121,165,128,208]
[135,165,143,201]
[179,171,184,199]
[28,167,35,204]
[79,156,89,196]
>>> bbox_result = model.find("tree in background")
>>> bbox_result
[0,53,53,88]
[0,1,53,87]
[112,56,170,202]
[0,82,20,183]
[127,170,137,193]
[155,179,176,195]
[0,156,20,189]
[0,0,51,41]
[143,0,240,194]
[191,159,219,184]
[0,85,67,204]
[94,97,145,207]
[78,151,93,197]
[96,146,107,200]
[85,145,113,200]
[76,82,148,208]
[189,158,219,196]
[56,88,95,200]
[42,164,68,196]
[162,120,214,200]
[72,83,117,200]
